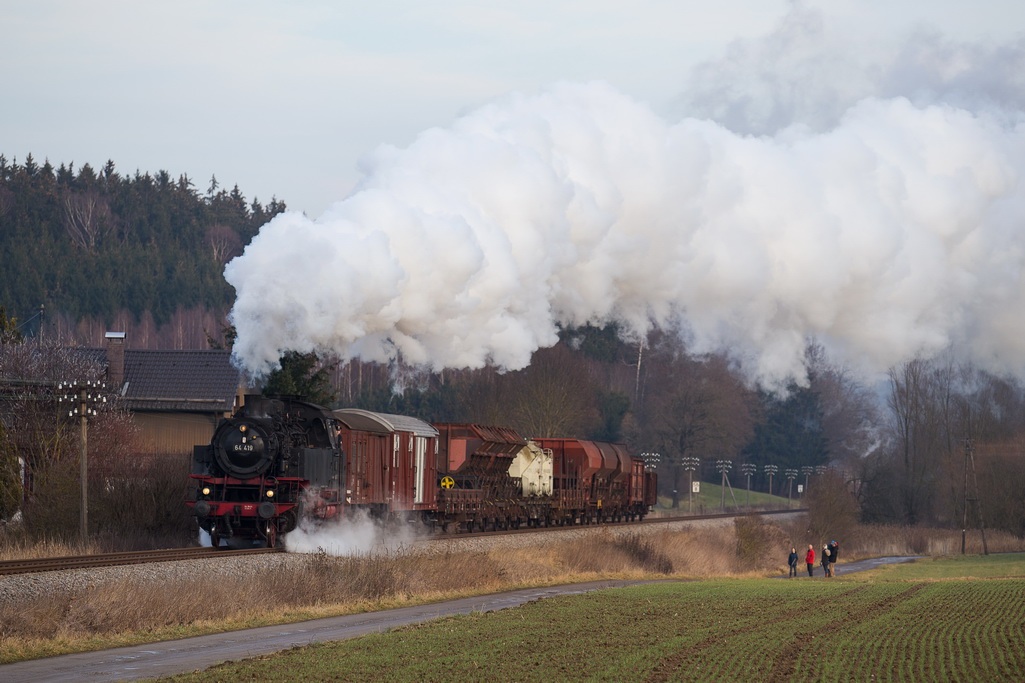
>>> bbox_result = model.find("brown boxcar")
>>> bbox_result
[333,409,438,519]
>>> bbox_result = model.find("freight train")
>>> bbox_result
[187,395,658,548]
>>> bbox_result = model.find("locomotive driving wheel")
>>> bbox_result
[264,521,278,549]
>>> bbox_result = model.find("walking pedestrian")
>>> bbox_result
[805,544,815,577]
[788,547,799,577]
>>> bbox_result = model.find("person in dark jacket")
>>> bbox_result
[788,547,799,577]
[829,540,840,575]
[805,544,815,577]
[821,544,831,577]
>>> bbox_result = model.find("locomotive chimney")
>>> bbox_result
[105,331,126,390]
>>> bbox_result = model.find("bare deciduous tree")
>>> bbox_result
[61,190,114,251]
[0,422,21,521]
[888,359,942,524]
[805,469,860,542]
[505,345,596,438]
[0,341,103,533]
[206,223,243,264]
[447,366,509,426]
[0,339,156,540]
[805,345,883,483]
[637,336,755,508]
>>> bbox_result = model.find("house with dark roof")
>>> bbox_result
[102,332,243,454]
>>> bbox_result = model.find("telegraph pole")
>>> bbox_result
[682,457,699,514]
[716,459,733,511]
[763,464,777,498]
[739,462,757,509]
[800,466,813,498]
[961,438,989,555]
[59,380,106,543]
[785,468,798,508]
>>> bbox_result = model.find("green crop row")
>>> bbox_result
[164,556,1025,682]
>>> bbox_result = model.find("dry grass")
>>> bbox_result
[0,533,103,561]
[2,520,1023,663]
[774,518,1025,571]
[0,524,191,560]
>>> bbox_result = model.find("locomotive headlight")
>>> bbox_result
[201,486,211,497]
[265,490,275,498]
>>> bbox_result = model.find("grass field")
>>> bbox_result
[163,554,1025,682]
[654,480,796,514]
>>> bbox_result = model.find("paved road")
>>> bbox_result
[0,579,647,683]
[0,557,919,682]
[776,554,920,579]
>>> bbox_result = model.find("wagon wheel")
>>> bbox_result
[280,508,299,534]
[265,521,278,549]
[210,529,223,550]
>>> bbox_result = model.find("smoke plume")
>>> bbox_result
[226,9,1025,390]
[284,510,421,556]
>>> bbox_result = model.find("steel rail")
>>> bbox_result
[0,546,283,576]
[426,507,807,540]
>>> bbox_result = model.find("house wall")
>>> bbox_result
[133,412,221,454]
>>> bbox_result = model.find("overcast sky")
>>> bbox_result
[5,0,1023,218]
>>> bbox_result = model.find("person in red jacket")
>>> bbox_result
[805,544,815,577]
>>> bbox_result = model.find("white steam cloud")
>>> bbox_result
[226,9,1025,390]
[677,4,1025,136]
[284,510,422,556]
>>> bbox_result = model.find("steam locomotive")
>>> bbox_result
[188,395,657,547]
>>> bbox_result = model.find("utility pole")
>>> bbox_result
[641,452,661,506]
[739,463,757,509]
[716,459,733,511]
[961,438,989,555]
[58,380,106,544]
[785,468,798,508]
[801,466,813,499]
[763,464,778,498]
[641,452,662,471]
[682,457,699,514]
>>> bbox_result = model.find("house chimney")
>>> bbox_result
[105,331,126,389]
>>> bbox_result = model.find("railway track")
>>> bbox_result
[433,507,805,540]
[0,508,804,576]
[0,546,283,576]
